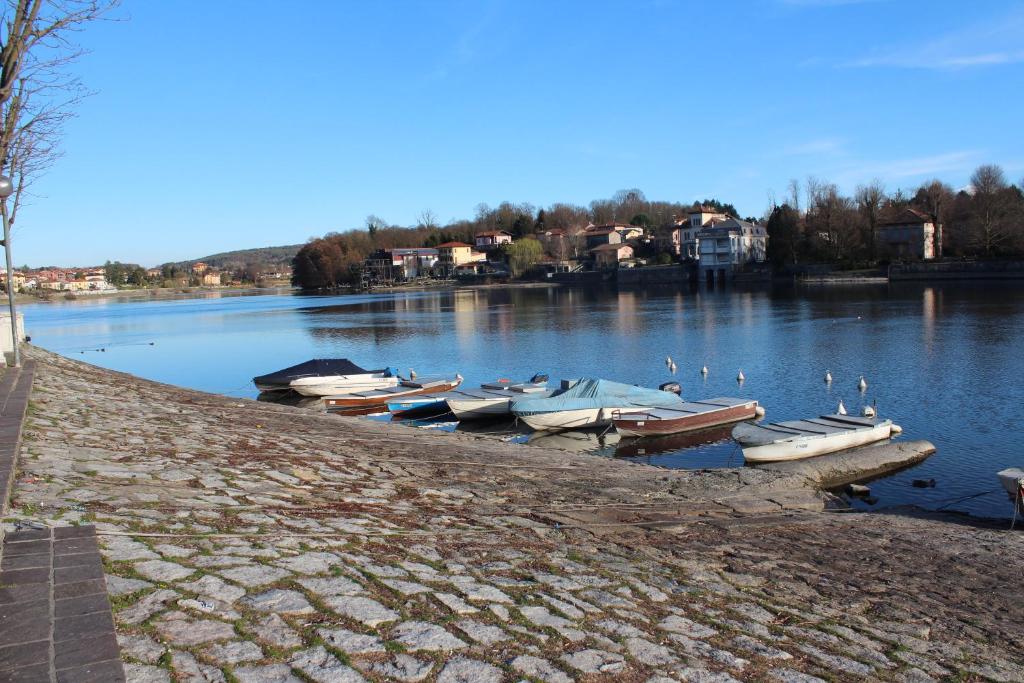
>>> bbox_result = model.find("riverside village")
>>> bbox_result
[0,3,1023,683]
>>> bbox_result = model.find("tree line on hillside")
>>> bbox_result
[292,164,1024,289]
[292,190,739,288]
[766,165,1024,269]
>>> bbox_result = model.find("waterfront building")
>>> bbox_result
[474,231,513,251]
[364,248,439,283]
[877,208,940,260]
[191,261,210,274]
[436,242,486,277]
[696,217,768,280]
[590,243,634,269]
[673,205,730,259]
[202,272,222,286]
[584,228,621,250]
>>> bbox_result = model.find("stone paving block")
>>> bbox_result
[392,620,468,651]
[317,627,385,654]
[232,663,301,682]
[152,611,236,646]
[561,648,627,675]
[251,613,303,649]
[0,639,49,671]
[289,645,366,682]
[323,595,399,626]
[435,656,504,683]
[122,663,171,682]
[54,632,121,670]
[55,658,127,683]
[510,654,574,683]
[218,563,291,587]
[240,588,314,615]
[360,654,433,682]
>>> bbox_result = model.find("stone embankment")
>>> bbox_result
[3,346,1023,682]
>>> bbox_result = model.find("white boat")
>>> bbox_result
[290,371,399,397]
[254,359,394,393]
[447,380,552,420]
[511,378,685,432]
[733,413,898,463]
[997,468,1024,515]
[516,407,610,431]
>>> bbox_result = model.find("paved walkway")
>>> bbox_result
[0,359,124,682]
[1,526,124,682]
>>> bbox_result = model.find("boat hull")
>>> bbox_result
[291,375,399,397]
[613,401,759,437]
[324,378,463,410]
[447,397,514,420]
[516,407,608,432]
[740,422,893,463]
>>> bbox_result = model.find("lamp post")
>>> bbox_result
[0,175,19,367]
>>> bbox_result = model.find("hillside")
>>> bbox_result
[163,244,302,271]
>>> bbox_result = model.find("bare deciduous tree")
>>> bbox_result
[0,0,118,364]
[855,179,885,260]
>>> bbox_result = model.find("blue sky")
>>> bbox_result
[12,0,1024,267]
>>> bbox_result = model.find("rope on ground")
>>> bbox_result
[934,488,1002,511]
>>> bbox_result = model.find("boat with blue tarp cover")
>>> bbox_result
[510,378,685,432]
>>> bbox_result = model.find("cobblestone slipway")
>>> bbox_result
[4,347,1023,682]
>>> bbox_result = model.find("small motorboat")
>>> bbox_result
[291,364,401,397]
[324,375,463,411]
[997,468,1024,516]
[387,395,451,419]
[612,398,763,437]
[253,359,395,393]
[511,378,685,432]
[733,413,899,463]
[447,374,552,420]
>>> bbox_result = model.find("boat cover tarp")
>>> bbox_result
[510,378,683,414]
[253,359,393,388]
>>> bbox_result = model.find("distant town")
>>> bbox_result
[0,260,293,297]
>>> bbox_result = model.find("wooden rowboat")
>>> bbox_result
[612,398,762,437]
[324,376,463,410]
[733,413,898,463]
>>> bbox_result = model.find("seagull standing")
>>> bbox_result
[409,368,417,380]
[824,370,832,384]
[736,369,745,383]
[701,365,708,376]
[857,375,867,393]
[838,399,847,415]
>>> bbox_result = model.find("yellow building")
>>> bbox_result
[437,242,486,274]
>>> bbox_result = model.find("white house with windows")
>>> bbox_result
[696,217,768,278]
[671,205,729,258]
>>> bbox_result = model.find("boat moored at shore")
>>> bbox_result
[254,359,395,393]
[511,378,685,432]
[613,398,762,437]
[733,413,898,463]
[324,375,463,410]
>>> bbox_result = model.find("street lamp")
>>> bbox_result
[0,175,19,367]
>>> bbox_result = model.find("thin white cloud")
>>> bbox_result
[846,8,1024,69]
[833,150,981,186]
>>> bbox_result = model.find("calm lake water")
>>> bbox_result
[21,282,1024,518]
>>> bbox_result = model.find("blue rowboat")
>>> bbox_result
[387,396,450,418]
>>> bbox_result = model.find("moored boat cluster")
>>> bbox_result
[255,358,906,463]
